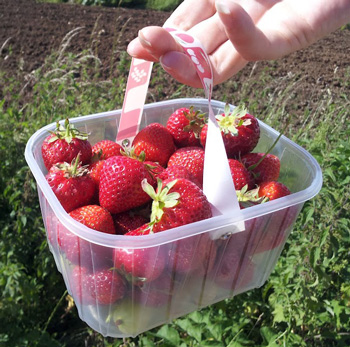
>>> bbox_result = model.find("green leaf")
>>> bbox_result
[272,303,286,323]
[156,325,180,346]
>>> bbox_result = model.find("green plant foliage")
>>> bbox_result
[1,20,350,347]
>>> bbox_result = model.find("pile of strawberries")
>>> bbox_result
[42,105,297,330]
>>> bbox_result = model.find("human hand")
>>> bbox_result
[127,0,350,88]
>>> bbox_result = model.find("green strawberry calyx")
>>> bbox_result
[216,104,250,136]
[142,178,180,223]
[236,184,267,208]
[48,118,89,144]
[182,106,207,137]
[121,146,146,162]
[55,154,89,178]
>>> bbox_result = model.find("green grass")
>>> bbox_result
[1,29,350,347]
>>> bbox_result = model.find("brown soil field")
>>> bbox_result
[1,0,349,117]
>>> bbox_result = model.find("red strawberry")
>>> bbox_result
[69,205,115,234]
[45,156,96,212]
[81,268,126,305]
[113,245,166,284]
[92,140,122,160]
[42,118,92,171]
[166,106,206,147]
[113,211,149,235]
[200,104,260,158]
[69,266,94,305]
[167,146,205,185]
[58,205,115,270]
[142,178,212,233]
[99,156,153,214]
[241,153,280,184]
[167,233,217,275]
[157,165,202,189]
[133,271,182,307]
[124,223,152,236]
[212,233,253,291]
[258,181,291,201]
[228,159,255,190]
[132,123,175,167]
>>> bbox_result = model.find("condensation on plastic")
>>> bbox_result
[25,98,322,337]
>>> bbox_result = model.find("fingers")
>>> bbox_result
[160,51,203,88]
[127,26,184,62]
[164,0,216,30]
[215,1,275,61]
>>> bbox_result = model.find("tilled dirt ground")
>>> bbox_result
[1,0,349,117]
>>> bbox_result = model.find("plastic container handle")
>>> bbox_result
[117,29,243,220]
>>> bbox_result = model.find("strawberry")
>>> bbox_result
[113,211,149,235]
[58,205,115,270]
[241,152,280,184]
[81,268,126,305]
[167,233,217,275]
[228,159,255,190]
[69,205,115,234]
[92,139,122,160]
[132,123,175,167]
[258,181,291,201]
[212,233,253,291]
[69,266,94,305]
[167,146,205,185]
[157,165,202,189]
[45,155,96,212]
[133,271,181,308]
[42,118,92,171]
[166,106,206,147]
[124,223,152,236]
[113,245,166,284]
[142,178,212,233]
[99,156,153,214]
[200,104,260,158]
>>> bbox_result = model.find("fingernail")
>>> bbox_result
[138,30,152,48]
[215,0,231,15]
[159,55,174,71]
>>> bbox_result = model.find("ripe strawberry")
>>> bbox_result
[92,140,122,160]
[228,159,255,190]
[124,223,152,236]
[81,268,126,305]
[167,233,217,275]
[132,123,175,167]
[241,153,280,184]
[167,146,205,185]
[45,155,96,212]
[113,245,166,284]
[58,205,115,270]
[212,234,253,291]
[142,178,212,233]
[166,106,206,147]
[99,156,153,214]
[157,165,202,189]
[113,211,149,235]
[133,271,182,307]
[200,104,260,158]
[69,266,94,305]
[69,205,115,234]
[42,118,92,171]
[258,181,291,201]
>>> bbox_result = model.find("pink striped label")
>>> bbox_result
[116,58,153,144]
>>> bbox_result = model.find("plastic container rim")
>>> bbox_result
[24,98,323,248]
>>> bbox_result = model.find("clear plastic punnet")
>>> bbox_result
[25,97,322,337]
